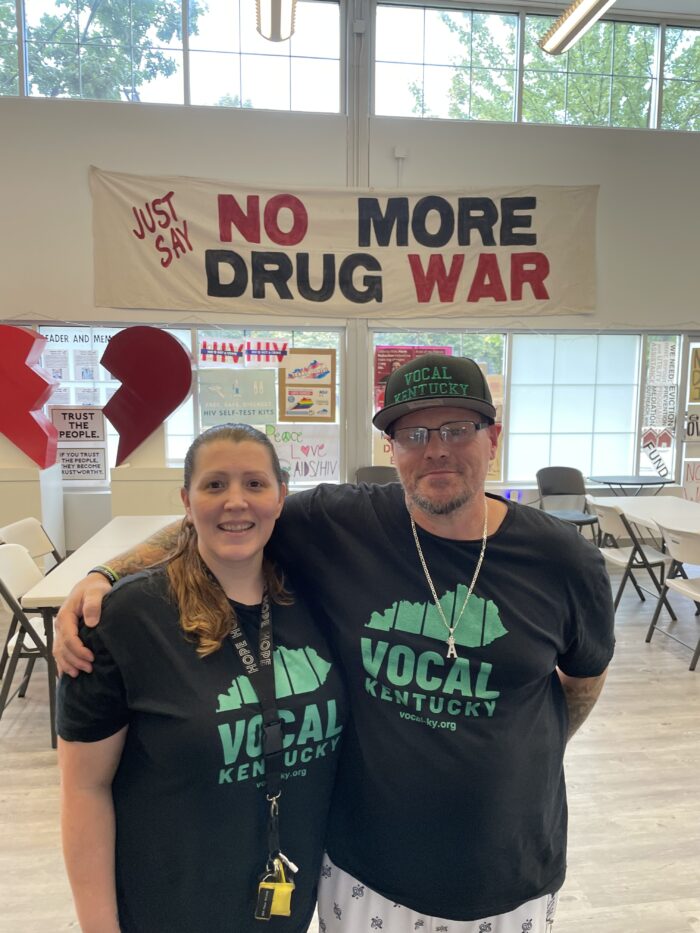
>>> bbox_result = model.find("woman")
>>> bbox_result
[57,424,347,933]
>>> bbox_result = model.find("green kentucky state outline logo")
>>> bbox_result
[366,585,507,648]
[217,645,331,712]
[362,589,508,721]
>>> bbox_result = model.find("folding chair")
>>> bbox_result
[0,516,64,569]
[0,543,57,746]
[536,467,599,540]
[0,518,63,684]
[585,496,675,615]
[355,466,399,484]
[646,523,700,671]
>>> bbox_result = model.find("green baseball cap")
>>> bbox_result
[373,353,496,433]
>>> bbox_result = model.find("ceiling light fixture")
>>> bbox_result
[256,0,297,42]
[539,0,617,55]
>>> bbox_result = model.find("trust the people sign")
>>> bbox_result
[91,167,598,320]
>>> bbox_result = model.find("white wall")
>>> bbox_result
[1,96,699,332]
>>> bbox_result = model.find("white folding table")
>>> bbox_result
[588,495,700,536]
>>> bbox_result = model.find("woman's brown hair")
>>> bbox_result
[166,423,292,657]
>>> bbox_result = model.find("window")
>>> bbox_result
[507,333,640,482]
[189,0,340,112]
[0,0,18,95]
[9,0,340,108]
[522,16,657,128]
[372,3,699,134]
[662,26,700,131]
[24,0,185,102]
[375,4,518,120]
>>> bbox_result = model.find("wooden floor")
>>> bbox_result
[1,576,699,933]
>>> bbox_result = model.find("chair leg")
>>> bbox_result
[646,586,668,643]
[643,566,677,621]
[614,567,634,610]
[628,571,646,602]
[690,636,700,672]
[0,616,19,680]
[18,657,37,698]
[0,636,24,716]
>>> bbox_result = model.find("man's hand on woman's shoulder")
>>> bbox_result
[54,573,113,677]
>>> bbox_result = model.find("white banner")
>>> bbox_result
[91,168,598,320]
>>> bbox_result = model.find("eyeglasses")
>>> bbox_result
[390,420,491,449]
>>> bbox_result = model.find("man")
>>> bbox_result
[56,353,614,932]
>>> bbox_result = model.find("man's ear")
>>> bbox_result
[488,423,502,460]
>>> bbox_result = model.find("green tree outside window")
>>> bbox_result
[17,0,204,100]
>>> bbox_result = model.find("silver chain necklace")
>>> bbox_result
[410,508,488,660]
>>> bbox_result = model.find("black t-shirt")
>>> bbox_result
[57,568,348,933]
[271,484,615,921]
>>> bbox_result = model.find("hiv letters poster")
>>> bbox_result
[91,168,598,319]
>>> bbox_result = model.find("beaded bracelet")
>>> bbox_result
[89,564,120,586]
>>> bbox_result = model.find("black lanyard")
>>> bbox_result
[228,590,285,858]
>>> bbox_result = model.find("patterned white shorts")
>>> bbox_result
[317,854,558,933]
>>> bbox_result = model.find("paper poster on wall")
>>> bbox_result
[199,337,289,367]
[684,406,700,443]
[264,424,339,482]
[76,387,100,405]
[690,348,700,403]
[285,349,335,385]
[74,349,100,380]
[49,386,72,405]
[59,447,107,481]
[278,349,336,423]
[280,387,333,421]
[372,431,395,468]
[44,348,70,381]
[683,461,700,501]
[643,341,678,429]
[40,326,120,383]
[50,407,106,442]
[200,369,276,426]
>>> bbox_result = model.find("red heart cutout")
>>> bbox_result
[0,325,58,469]
[101,327,192,465]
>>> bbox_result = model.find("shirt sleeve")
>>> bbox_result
[56,623,129,742]
[557,539,616,677]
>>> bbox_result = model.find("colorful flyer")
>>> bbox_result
[280,386,333,422]
[284,349,335,385]
[200,369,276,426]
[264,424,340,483]
[278,349,336,422]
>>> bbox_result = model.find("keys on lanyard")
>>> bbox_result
[254,794,298,921]
[225,591,299,921]
[255,857,297,920]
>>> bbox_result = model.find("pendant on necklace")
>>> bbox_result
[446,633,458,659]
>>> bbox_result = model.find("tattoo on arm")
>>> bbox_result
[109,521,181,577]
[558,669,608,742]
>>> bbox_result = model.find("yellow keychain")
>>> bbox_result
[255,857,295,920]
